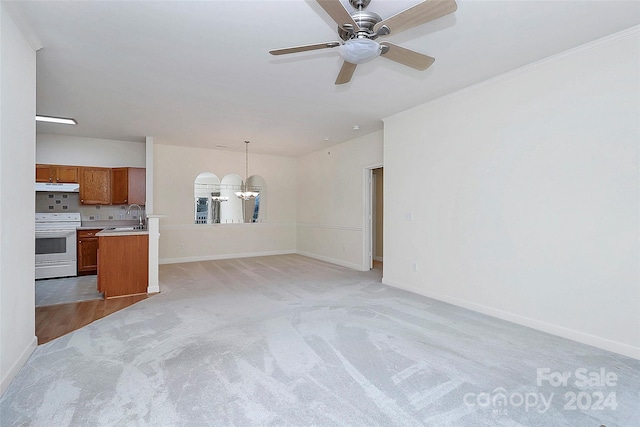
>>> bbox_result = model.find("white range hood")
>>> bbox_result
[35,182,80,192]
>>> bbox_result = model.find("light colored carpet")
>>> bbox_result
[35,275,103,307]
[2,254,639,425]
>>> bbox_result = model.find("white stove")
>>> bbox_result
[35,212,81,279]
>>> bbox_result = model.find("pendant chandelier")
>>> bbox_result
[235,140,259,200]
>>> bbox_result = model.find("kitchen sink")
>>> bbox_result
[102,225,146,232]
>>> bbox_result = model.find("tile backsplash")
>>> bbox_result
[36,192,145,222]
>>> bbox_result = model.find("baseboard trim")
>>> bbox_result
[1,335,37,396]
[159,250,296,265]
[296,222,363,232]
[296,251,367,271]
[382,279,640,360]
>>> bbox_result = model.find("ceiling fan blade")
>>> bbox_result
[374,0,457,36]
[380,42,434,70]
[316,0,361,32]
[269,41,341,56]
[335,61,357,85]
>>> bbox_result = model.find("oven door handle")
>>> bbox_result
[35,230,76,236]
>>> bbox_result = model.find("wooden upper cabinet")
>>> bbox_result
[55,166,79,183]
[80,167,111,205]
[111,167,145,205]
[36,164,79,183]
[35,164,53,182]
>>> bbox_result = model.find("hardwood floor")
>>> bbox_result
[35,294,148,345]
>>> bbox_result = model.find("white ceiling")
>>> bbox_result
[12,0,640,156]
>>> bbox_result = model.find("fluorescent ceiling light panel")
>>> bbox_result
[35,115,77,125]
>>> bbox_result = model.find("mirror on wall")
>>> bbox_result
[244,175,266,223]
[194,172,266,224]
[194,173,219,224]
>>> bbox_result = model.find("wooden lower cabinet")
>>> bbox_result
[98,234,148,298]
[77,229,101,275]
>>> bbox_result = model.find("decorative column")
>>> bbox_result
[146,215,164,293]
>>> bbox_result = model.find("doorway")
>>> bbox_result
[366,166,383,270]
[371,168,384,268]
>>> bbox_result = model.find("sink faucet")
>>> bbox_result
[126,204,144,228]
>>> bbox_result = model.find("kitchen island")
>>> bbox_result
[96,228,149,298]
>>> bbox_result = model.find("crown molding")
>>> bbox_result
[2,2,43,51]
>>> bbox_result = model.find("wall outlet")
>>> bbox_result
[411,263,418,272]
[405,212,413,222]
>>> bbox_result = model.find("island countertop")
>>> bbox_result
[96,228,149,237]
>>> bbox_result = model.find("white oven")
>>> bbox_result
[35,213,81,279]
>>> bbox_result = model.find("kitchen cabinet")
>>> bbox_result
[80,167,111,205]
[111,167,145,205]
[36,164,79,183]
[77,229,100,275]
[98,233,148,298]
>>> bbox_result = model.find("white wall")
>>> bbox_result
[36,133,145,167]
[296,131,383,270]
[0,4,37,395]
[383,28,640,358]
[154,143,297,263]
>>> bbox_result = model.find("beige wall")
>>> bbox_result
[153,143,297,263]
[296,131,383,270]
[1,4,37,395]
[383,28,640,358]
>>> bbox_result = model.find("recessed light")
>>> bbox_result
[216,144,228,149]
[323,137,330,141]
[352,125,360,130]
[35,115,77,125]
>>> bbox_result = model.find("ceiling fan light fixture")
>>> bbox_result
[339,38,381,64]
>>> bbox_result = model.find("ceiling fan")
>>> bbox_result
[269,0,457,85]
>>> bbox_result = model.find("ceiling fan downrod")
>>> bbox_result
[349,0,371,10]
[340,0,390,41]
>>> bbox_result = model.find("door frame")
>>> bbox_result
[363,163,383,270]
